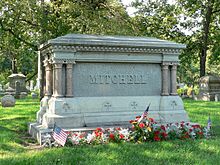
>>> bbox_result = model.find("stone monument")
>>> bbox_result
[29,34,189,144]
[5,74,29,97]
[197,75,220,101]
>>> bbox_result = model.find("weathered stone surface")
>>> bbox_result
[197,75,220,101]
[1,95,16,107]
[29,34,189,144]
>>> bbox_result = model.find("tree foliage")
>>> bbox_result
[130,0,220,84]
[0,0,220,85]
[0,0,135,83]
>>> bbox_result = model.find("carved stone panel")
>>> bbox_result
[73,63,161,97]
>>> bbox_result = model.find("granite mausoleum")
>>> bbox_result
[29,34,189,144]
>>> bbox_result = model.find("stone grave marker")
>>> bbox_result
[29,34,189,144]
[5,74,29,98]
[1,95,16,107]
[197,75,220,101]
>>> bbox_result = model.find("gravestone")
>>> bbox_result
[1,95,16,107]
[30,80,34,91]
[29,34,189,144]
[6,74,28,98]
[197,75,220,101]
[0,83,3,96]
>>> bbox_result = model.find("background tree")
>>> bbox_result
[177,0,220,77]
[0,0,135,84]
[129,0,220,85]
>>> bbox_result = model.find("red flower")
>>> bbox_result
[139,123,145,128]
[149,118,154,122]
[154,135,160,141]
[119,134,124,139]
[161,132,168,138]
[154,131,160,135]
[116,127,121,131]
[198,131,203,135]
[129,120,134,123]
[192,124,201,129]
[160,125,166,131]
[96,127,102,131]
[109,133,115,140]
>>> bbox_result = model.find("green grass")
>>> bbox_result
[0,98,220,165]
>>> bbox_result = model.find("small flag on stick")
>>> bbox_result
[207,114,211,131]
[52,124,68,146]
[138,103,150,123]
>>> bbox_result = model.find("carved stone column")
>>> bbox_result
[44,59,52,97]
[53,63,63,97]
[171,64,178,95]
[161,63,169,96]
[66,63,73,97]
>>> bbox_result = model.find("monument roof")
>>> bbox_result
[8,73,26,78]
[200,75,220,83]
[39,34,186,50]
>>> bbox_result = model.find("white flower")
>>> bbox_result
[119,128,130,140]
[86,133,95,143]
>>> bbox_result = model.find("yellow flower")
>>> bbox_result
[147,127,152,132]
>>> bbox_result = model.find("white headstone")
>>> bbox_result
[30,80,34,91]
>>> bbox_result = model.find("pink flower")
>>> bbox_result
[139,123,145,128]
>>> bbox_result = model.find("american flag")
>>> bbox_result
[207,114,211,131]
[52,124,68,146]
[138,103,150,123]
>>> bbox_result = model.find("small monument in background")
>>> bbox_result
[197,75,220,101]
[5,74,29,98]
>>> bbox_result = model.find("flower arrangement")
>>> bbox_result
[65,115,210,146]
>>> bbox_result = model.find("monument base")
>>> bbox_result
[29,95,189,144]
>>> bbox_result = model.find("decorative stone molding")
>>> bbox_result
[41,45,183,54]
[52,59,76,64]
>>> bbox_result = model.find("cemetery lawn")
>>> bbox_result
[0,98,220,165]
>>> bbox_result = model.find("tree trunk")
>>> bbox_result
[199,0,213,77]
[12,58,18,74]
